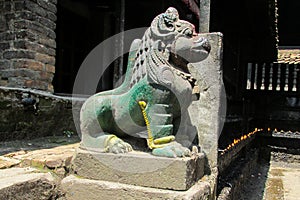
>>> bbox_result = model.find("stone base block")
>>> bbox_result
[71,148,205,191]
[61,175,211,200]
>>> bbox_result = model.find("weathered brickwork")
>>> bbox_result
[0,0,57,92]
[0,86,84,141]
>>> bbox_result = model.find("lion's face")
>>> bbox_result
[148,7,211,75]
[173,34,211,63]
[172,20,211,64]
[150,7,210,65]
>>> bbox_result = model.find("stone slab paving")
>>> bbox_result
[0,156,20,169]
[0,136,79,176]
[240,161,300,200]
[264,161,300,200]
[10,143,79,169]
[0,136,80,199]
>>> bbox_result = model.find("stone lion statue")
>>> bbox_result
[80,7,211,157]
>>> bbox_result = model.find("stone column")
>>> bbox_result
[188,32,224,198]
[0,0,57,92]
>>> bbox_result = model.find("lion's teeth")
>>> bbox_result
[192,86,200,94]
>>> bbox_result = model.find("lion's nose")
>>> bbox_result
[194,37,211,52]
[202,39,211,52]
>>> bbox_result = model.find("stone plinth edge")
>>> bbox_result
[61,175,211,200]
[71,147,205,191]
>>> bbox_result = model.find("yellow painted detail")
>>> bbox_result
[153,136,175,144]
[138,101,175,149]
[104,135,118,152]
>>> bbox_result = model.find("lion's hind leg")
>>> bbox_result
[81,133,132,154]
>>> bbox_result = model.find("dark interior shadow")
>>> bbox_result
[217,136,271,200]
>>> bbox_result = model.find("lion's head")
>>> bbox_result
[149,7,211,73]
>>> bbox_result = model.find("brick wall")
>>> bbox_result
[0,86,83,141]
[0,0,57,92]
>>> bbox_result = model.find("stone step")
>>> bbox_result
[71,148,205,191]
[0,156,20,169]
[0,167,56,200]
[60,175,211,200]
[0,142,79,177]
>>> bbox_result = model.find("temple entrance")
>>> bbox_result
[54,0,117,94]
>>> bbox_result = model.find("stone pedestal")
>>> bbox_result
[61,175,211,200]
[71,148,205,191]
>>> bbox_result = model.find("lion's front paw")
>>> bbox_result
[152,142,191,158]
[105,136,133,154]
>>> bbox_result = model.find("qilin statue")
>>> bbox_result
[80,7,211,157]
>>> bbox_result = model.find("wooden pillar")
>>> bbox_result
[199,0,210,33]
[113,0,125,88]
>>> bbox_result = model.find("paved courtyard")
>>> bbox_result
[241,160,300,200]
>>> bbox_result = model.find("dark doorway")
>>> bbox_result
[210,0,278,99]
[54,0,117,94]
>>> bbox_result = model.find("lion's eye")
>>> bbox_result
[183,28,193,37]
